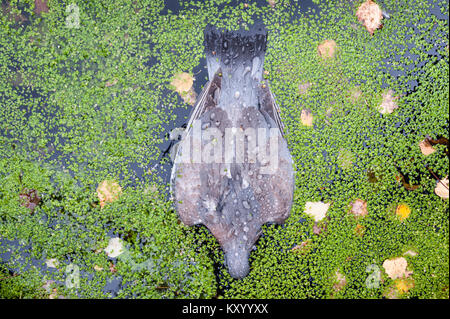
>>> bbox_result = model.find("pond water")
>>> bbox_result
[0,0,448,299]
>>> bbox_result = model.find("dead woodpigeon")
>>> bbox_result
[170,23,294,279]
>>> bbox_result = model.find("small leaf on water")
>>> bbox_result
[19,188,41,213]
[382,257,413,279]
[304,201,330,222]
[300,109,313,127]
[350,199,368,217]
[356,0,383,35]
[395,204,411,221]
[317,40,337,59]
[434,176,449,199]
[419,139,436,156]
[97,180,122,208]
[378,89,399,114]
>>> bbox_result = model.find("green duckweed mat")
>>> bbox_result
[0,0,448,298]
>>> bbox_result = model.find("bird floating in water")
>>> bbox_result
[170,23,294,279]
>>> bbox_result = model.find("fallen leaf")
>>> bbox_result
[109,262,117,273]
[19,188,41,213]
[333,271,347,292]
[382,257,413,280]
[304,201,330,222]
[395,277,415,294]
[350,199,368,217]
[170,72,197,105]
[356,0,383,35]
[104,237,125,258]
[354,224,366,237]
[94,265,104,272]
[300,109,313,127]
[42,280,55,294]
[317,40,337,59]
[384,287,398,299]
[291,239,313,254]
[434,176,449,199]
[378,89,399,114]
[171,72,193,94]
[97,180,122,209]
[348,87,362,103]
[395,172,420,191]
[313,223,321,235]
[395,204,411,221]
[419,139,436,156]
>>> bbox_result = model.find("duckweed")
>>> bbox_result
[0,0,448,299]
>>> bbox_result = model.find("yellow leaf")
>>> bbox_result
[396,204,411,221]
[300,109,313,127]
[395,278,415,294]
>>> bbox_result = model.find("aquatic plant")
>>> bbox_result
[0,0,448,298]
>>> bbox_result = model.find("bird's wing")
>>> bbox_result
[259,81,286,138]
[169,70,222,205]
[185,69,222,135]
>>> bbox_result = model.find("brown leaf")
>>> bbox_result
[109,262,117,273]
[170,72,197,106]
[348,87,362,103]
[354,224,365,237]
[268,0,276,8]
[19,188,41,213]
[105,79,118,87]
[434,176,449,199]
[419,139,436,156]
[313,223,321,235]
[292,239,313,254]
[356,0,383,35]
[171,72,193,94]
[317,40,337,59]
